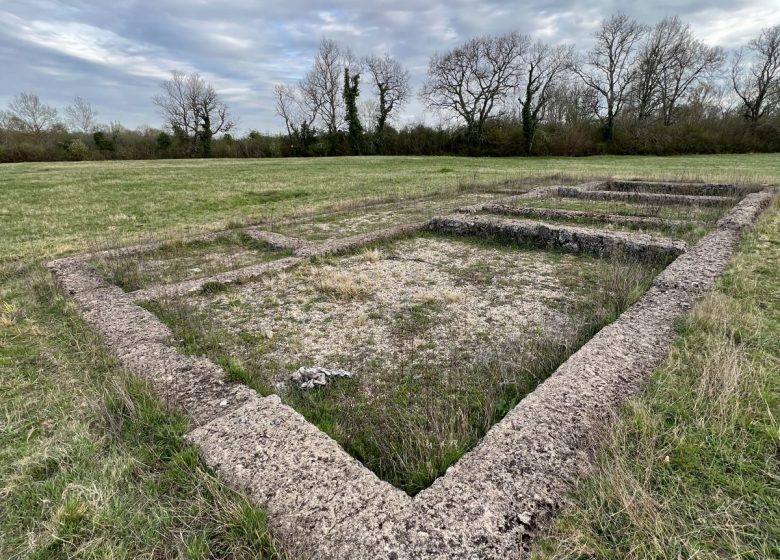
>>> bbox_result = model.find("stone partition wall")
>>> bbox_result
[426,214,687,260]
[602,180,742,197]
[556,186,736,207]
[47,183,776,559]
[465,203,687,229]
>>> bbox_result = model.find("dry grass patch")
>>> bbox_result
[360,247,384,263]
[311,269,370,300]
[415,288,466,306]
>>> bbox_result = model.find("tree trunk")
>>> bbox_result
[521,103,535,155]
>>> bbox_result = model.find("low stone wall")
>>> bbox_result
[557,186,735,207]
[130,256,304,301]
[470,203,687,229]
[130,223,424,301]
[47,255,256,427]
[46,185,776,560]
[381,196,772,558]
[426,214,687,260]
[295,222,423,258]
[603,180,741,197]
[89,229,234,261]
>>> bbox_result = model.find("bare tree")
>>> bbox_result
[65,97,98,133]
[685,82,730,122]
[195,82,236,156]
[517,41,572,154]
[732,25,780,121]
[5,92,59,135]
[364,53,410,142]
[574,13,647,140]
[153,71,195,139]
[632,20,672,121]
[153,71,235,155]
[543,80,599,126]
[421,32,528,140]
[360,99,379,134]
[633,17,724,125]
[659,28,723,125]
[274,84,316,137]
[301,38,355,136]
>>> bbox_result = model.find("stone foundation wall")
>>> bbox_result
[557,186,735,207]
[603,180,741,197]
[469,203,687,229]
[425,214,687,260]
[46,184,776,560]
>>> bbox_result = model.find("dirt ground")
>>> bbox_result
[185,235,618,386]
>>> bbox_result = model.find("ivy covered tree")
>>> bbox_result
[343,68,363,154]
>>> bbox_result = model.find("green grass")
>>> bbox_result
[1,154,777,557]
[2,154,778,261]
[532,200,780,559]
[0,267,285,559]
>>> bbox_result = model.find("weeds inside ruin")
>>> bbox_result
[90,231,291,292]
[145,238,661,495]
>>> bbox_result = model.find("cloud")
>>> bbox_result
[1,0,776,132]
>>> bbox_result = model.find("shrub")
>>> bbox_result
[65,138,90,161]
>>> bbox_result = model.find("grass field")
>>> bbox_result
[3,154,779,261]
[1,154,778,558]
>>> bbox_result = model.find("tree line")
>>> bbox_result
[1,14,778,163]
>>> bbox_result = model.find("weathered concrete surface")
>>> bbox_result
[48,256,255,426]
[557,186,734,207]
[47,186,775,560]
[465,203,687,228]
[186,394,410,558]
[426,214,687,260]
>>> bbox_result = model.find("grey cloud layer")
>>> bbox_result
[2,0,778,131]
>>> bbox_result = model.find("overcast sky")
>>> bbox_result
[2,0,778,133]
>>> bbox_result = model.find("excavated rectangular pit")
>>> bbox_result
[145,233,664,494]
[46,180,775,559]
